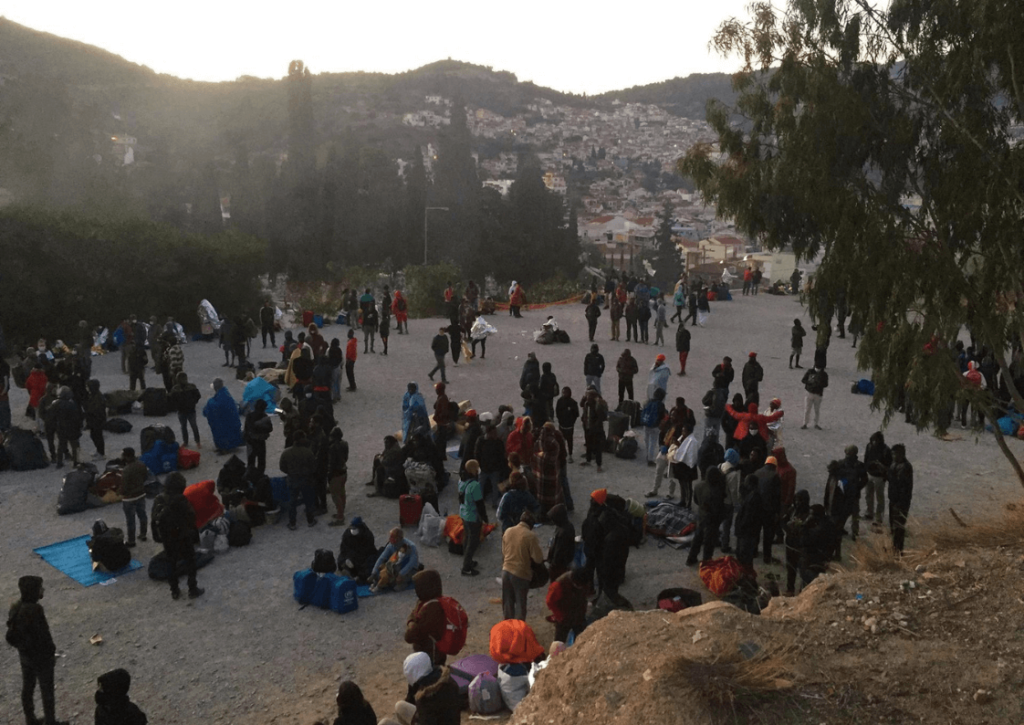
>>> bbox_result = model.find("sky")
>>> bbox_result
[1,0,754,94]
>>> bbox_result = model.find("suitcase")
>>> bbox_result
[270,476,290,505]
[617,399,641,428]
[178,447,200,470]
[313,314,324,328]
[450,654,500,695]
[310,573,338,609]
[293,568,317,605]
[329,575,359,614]
[400,494,423,527]
[140,388,169,417]
[607,411,630,439]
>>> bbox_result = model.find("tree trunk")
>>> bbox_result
[984,402,1024,489]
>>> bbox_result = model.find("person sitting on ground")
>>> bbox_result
[545,567,593,642]
[404,570,449,665]
[337,517,379,583]
[378,652,459,725]
[319,680,376,725]
[368,435,406,499]
[370,528,419,593]
[94,668,147,725]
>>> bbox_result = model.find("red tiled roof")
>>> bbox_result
[711,234,745,246]
[590,215,616,224]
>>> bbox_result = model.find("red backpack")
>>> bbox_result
[434,596,469,656]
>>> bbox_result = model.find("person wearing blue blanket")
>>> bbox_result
[371,528,419,592]
[202,378,244,453]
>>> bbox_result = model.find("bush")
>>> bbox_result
[524,273,583,304]
[0,207,266,347]
[401,263,461,318]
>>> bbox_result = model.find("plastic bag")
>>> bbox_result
[468,672,503,715]
[417,503,444,547]
[498,665,530,711]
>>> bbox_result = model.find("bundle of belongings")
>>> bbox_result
[87,520,132,572]
[644,500,698,547]
[488,619,546,711]
[240,376,281,415]
[216,455,277,526]
[197,299,221,335]
[533,317,570,345]
[698,555,774,614]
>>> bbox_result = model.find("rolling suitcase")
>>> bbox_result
[607,411,629,439]
[617,399,641,428]
[400,494,423,527]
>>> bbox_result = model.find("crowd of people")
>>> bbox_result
[10,265,1021,725]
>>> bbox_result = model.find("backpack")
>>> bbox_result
[5,604,24,649]
[640,400,661,428]
[103,417,133,434]
[227,520,252,547]
[615,436,639,459]
[312,548,337,574]
[434,596,469,656]
[701,389,715,410]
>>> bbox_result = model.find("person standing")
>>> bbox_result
[624,296,639,343]
[83,379,106,460]
[555,386,580,464]
[446,317,462,367]
[754,455,783,564]
[392,290,409,334]
[609,292,623,341]
[685,289,699,327]
[259,300,276,348]
[686,466,727,565]
[379,303,391,356]
[654,297,668,346]
[800,365,829,430]
[362,304,378,355]
[459,460,487,576]
[637,297,652,343]
[52,388,82,469]
[243,399,272,473]
[580,387,608,473]
[887,444,913,553]
[742,352,764,406]
[615,349,638,406]
[119,448,149,547]
[161,333,184,392]
[583,344,605,397]
[671,282,685,323]
[7,575,69,725]
[344,329,358,392]
[509,282,526,318]
[742,267,753,296]
[147,317,163,377]
[327,427,349,526]
[584,297,601,342]
[428,328,449,384]
[474,424,507,506]
[327,338,343,401]
[156,473,204,599]
[170,373,202,448]
[647,353,671,401]
[696,287,711,327]
[279,431,319,530]
[127,334,147,392]
[789,319,806,369]
[501,510,544,620]
[641,388,668,466]
[864,431,893,525]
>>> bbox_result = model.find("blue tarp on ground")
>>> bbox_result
[34,535,142,587]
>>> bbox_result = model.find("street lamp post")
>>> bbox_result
[424,206,449,265]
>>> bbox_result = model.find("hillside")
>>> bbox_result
[596,72,738,118]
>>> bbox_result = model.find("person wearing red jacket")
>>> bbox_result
[344,330,358,392]
[392,290,409,334]
[546,568,592,641]
[725,402,784,443]
[25,363,48,424]
[405,569,449,665]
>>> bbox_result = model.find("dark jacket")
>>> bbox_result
[734,484,764,540]
[615,352,638,380]
[244,411,273,443]
[694,467,727,519]
[407,667,460,725]
[676,325,691,353]
[791,323,806,349]
[53,392,83,439]
[405,570,448,665]
[331,700,377,725]
[120,460,150,500]
[279,442,317,488]
[157,493,198,544]
[538,370,559,403]
[888,459,914,510]
[328,438,349,476]
[259,306,275,328]
[431,334,450,357]
[556,396,580,429]
[801,368,829,395]
[519,358,540,391]
[742,360,763,391]
[338,520,379,582]
[583,351,605,377]
[95,668,148,725]
[712,363,734,390]
[170,382,201,413]
[546,504,576,577]
[864,436,893,478]
[84,381,107,430]
[753,465,782,515]
[474,435,506,473]
[703,388,727,420]
[6,576,55,664]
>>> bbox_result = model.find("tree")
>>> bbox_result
[680,0,1024,485]
[650,203,680,289]
[432,98,479,265]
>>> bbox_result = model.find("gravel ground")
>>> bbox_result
[1,293,1020,724]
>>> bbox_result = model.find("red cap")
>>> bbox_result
[749,352,757,357]
[591,489,608,506]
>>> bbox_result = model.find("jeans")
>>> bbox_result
[617,378,633,404]
[803,393,822,427]
[288,483,317,525]
[644,427,660,462]
[122,496,148,543]
[428,354,447,383]
[865,474,886,522]
[462,519,482,571]
[480,470,504,507]
[501,570,530,620]
[247,439,266,472]
[178,409,200,447]
[20,655,56,724]
[584,429,604,466]
[261,324,276,347]
[363,327,375,352]
[331,366,342,400]
[584,375,601,396]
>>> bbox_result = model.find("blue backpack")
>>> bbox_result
[293,569,317,605]
[311,573,339,609]
[640,400,662,428]
[330,576,359,614]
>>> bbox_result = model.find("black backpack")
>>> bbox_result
[227,520,252,547]
[312,548,337,574]
[103,417,133,434]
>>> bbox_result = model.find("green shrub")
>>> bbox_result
[401,263,461,318]
[516,273,582,304]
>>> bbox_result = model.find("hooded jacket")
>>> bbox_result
[407,667,460,725]
[519,356,540,391]
[546,504,576,579]
[616,352,638,380]
[725,403,783,442]
[505,418,535,468]
[405,570,448,665]
[6,576,55,663]
[583,349,605,377]
[338,520,379,581]
[95,668,148,725]
[26,368,49,407]
[403,384,429,441]
[675,325,691,353]
[84,379,107,430]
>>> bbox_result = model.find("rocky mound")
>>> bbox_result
[512,540,1024,724]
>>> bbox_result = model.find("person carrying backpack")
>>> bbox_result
[7,575,69,725]
[404,570,450,665]
[641,388,667,466]
[155,473,204,600]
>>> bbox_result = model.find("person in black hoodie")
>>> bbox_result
[458,411,484,478]
[259,300,276,349]
[52,387,83,469]
[546,504,576,581]
[519,352,540,392]
[94,668,147,725]
[733,475,763,568]
[686,466,727,565]
[170,372,202,449]
[322,681,376,725]
[555,386,580,463]
[156,473,204,600]
[338,517,380,583]
[538,362,559,421]
[7,575,68,725]
[243,399,273,473]
[83,379,106,460]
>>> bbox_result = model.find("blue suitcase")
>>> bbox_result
[330,576,359,614]
[293,569,317,605]
[271,476,290,504]
[311,573,339,609]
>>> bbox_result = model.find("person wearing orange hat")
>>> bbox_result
[590,488,608,506]
[742,352,764,406]
[646,354,671,401]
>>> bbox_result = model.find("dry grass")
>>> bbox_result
[924,501,1024,549]
[849,533,908,572]
[675,631,795,711]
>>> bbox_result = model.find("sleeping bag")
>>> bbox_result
[241,376,280,415]
[56,464,100,515]
[4,428,49,471]
[203,387,244,452]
